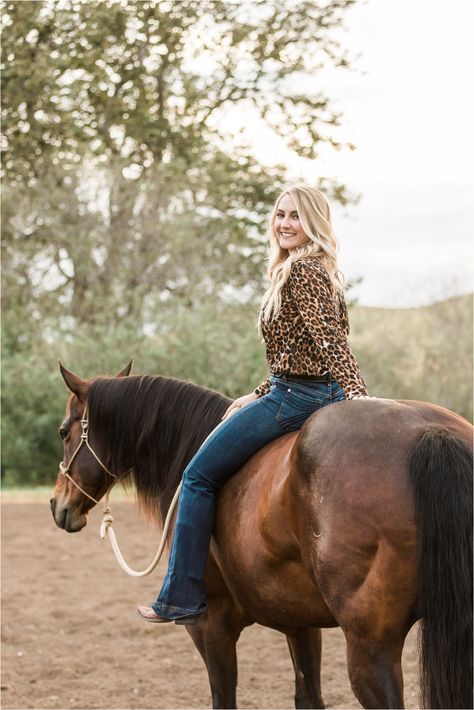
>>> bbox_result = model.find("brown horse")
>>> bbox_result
[50,363,473,709]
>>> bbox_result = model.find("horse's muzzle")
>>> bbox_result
[50,497,87,533]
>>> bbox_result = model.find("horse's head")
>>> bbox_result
[50,361,132,532]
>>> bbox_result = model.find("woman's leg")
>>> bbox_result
[152,394,285,619]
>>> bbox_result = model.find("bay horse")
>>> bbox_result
[50,363,473,709]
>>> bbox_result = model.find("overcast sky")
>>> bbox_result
[227,0,473,307]
[325,0,473,307]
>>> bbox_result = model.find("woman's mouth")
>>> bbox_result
[280,232,296,238]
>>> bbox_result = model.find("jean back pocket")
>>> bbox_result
[275,387,327,432]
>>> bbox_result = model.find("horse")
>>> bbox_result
[50,362,473,709]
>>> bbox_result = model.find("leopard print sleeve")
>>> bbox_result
[254,378,271,397]
[288,259,368,399]
[338,290,350,336]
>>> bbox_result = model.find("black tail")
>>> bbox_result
[408,428,473,709]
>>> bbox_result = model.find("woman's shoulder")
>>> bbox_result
[290,256,330,282]
[289,257,346,307]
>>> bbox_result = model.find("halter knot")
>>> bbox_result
[100,510,114,539]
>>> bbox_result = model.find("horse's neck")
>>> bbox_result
[128,378,227,519]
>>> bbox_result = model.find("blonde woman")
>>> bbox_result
[137,185,369,624]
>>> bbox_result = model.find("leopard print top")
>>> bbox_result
[254,257,368,399]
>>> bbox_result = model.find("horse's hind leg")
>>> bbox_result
[186,600,243,709]
[286,627,324,709]
[344,630,405,709]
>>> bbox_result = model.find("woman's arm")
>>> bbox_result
[254,378,271,397]
[289,259,368,399]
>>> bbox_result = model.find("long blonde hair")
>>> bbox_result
[259,185,344,326]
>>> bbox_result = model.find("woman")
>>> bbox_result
[137,184,369,624]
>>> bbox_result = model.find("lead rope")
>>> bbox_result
[62,407,225,577]
[99,481,182,577]
[98,417,228,577]
[59,403,183,577]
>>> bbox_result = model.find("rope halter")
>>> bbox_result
[58,403,120,508]
[58,400,180,577]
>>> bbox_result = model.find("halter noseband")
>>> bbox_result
[58,403,124,505]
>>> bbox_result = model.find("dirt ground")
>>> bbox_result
[2,499,421,710]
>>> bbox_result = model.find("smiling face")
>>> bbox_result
[274,193,311,251]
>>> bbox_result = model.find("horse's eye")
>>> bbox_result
[59,427,68,440]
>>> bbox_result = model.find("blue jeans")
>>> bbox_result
[152,375,346,619]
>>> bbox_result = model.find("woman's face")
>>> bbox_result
[274,194,311,251]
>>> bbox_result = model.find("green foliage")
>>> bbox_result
[1,0,358,347]
[1,301,266,485]
[2,0,356,182]
[1,0,357,294]
[1,349,65,486]
[3,295,472,486]
[137,302,266,397]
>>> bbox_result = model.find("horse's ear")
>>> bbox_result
[116,360,133,378]
[58,362,89,402]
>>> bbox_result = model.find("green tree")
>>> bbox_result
[1,0,361,485]
[2,0,356,181]
[2,0,357,342]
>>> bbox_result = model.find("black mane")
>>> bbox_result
[87,375,230,520]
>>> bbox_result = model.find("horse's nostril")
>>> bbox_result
[59,506,68,529]
[50,498,56,514]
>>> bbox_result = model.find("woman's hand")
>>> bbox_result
[222,392,259,421]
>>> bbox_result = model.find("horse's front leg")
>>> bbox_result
[286,627,325,709]
[186,598,243,709]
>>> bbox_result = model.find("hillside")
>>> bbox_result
[349,293,473,421]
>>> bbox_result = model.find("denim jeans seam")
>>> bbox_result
[153,600,206,617]
[276,395,319,430]
[285,378,331,399]
[275,392,293,428]
[331,383,345,402]
[258,395,280,416]
[258,396,288,432]
[283,387,327,407]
